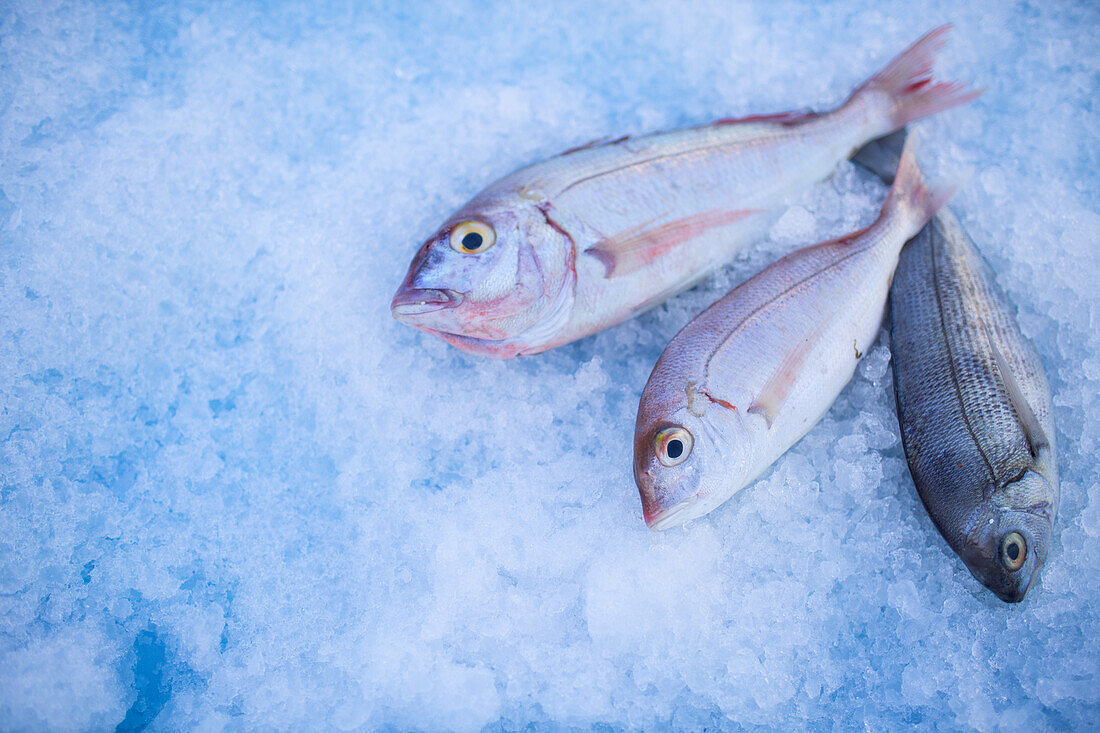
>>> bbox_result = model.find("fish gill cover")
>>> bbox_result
[0,0,1098,730]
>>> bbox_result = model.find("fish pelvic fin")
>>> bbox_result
[852,25,983,136]
[586,208,759,278]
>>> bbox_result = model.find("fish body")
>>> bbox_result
[634,140,950,530]
[851,130,1059,602]
[889,208,1058,603]
[392,27,979,358]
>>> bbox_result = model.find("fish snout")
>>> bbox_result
[993,577,1033,604]
[390,286,463,320]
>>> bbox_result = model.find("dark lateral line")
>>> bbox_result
[701,239,870,373]
[929,221,999,487]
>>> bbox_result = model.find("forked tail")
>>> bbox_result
[851,25,983,137]
[883,135,960,233]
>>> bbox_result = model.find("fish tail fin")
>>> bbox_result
[851,128,908,185]
[851,25,983,136]
[882,134,961,233]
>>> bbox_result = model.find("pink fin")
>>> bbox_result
[713,110,821,127]
[883,134,959,226]
[854,25,983,130]
[748,320,830,427]
[587,208,759,278]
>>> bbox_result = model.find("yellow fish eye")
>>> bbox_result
[655,426,693,467]
[449,220,496,254]
[1000,531,1027,571]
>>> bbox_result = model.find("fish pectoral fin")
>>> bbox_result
[747,325,828,428]
[586,208,759,278]
[746,396,779,427]
[987,331,1051,457]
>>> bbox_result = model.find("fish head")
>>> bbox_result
[390,192,575,358]
[633,381,751,531]
[960,469,1056,603]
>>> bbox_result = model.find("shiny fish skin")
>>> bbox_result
[889,210,1058,603]
[634,139,952,530]
[391,27,979,358]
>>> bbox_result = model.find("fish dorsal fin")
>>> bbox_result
[747,319,832,428]
[561,134,631,156]
[586,208,759,278]
[712,109,821,127]
[986,328,1050,457]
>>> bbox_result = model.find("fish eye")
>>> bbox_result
[655,426,693,467]
[449,220,496,254]
[1000,531,1027,571]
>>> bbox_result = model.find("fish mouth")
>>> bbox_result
[975,561,1037,604]
[390,287,463,318]
[993,577,1032,604]
[644,498,696,531]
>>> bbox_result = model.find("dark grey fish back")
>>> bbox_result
[889,211,1048,538]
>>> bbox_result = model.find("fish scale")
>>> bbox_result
[889,207,1058,601]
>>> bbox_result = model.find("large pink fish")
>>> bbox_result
[391,27,979,359]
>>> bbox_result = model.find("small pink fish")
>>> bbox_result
[391,27,980,359]
[634,135,955,530]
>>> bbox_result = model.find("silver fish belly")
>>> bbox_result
[392,27,979,358]
[889,209,1058,603]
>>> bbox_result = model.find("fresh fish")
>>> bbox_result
[391,27,980,359]
[856,133,1059,603]
[634,137,953,530]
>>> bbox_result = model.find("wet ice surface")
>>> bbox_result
[1,0,1098,729]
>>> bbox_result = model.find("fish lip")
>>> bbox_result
[390,287,463,318]
[987,568,1034,603]
[644,499,695,531]
[994,583,1029,604]
[996,559,1040,603]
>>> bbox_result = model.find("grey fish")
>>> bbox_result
[856,132,1059,603]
